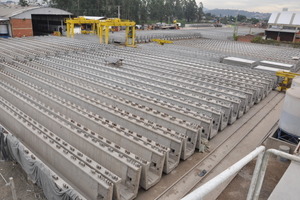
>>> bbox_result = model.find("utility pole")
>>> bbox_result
[233,10,239,40]
[117,5,120,19]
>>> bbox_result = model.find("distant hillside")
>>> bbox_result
[205,9,271,20]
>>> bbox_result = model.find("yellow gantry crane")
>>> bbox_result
[98,18,136,47]
[276,71,300,91]
[66,17,136,47]
[66,17,98,37]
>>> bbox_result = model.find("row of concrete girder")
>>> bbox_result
[0,36,276,200]
[0,128,87,200]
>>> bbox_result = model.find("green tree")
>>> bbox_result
[237,14,247,22]
[196,2,204,22]
[228,15,236,23]
[204,13,215,21]
[164,0,175,23]
[250,18,259,24]
[19,0,29,7]
[148,0,164,22]
[184,0,197,22]
[49,0,204,24]
[174,0,184,20]
[139,0,148,23]
[220,16,228,24]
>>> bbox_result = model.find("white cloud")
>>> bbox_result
[198,0,300,13]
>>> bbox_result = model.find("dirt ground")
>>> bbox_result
[217,155,290,200]
[0,161,45,200]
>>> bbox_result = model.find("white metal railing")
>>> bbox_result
[181,146,266,200]
[252,148,300,200]
[182,146,300,200]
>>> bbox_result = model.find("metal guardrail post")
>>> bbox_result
[246,151,265,200]
[9,177,17,200]
[181,146,266,200]
[1,174,18,200]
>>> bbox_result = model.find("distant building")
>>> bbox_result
[0,5,72,38]
[265,9,300,42]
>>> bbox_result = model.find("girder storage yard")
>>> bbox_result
[0,34,298,200]
[173,39,300,65]
[84,27,265,43]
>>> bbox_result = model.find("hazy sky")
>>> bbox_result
[198,0,300,13]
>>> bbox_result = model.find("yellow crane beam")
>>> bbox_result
[151,39,173,45]
[276,71,300,92]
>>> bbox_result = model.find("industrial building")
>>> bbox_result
[0,24,300,200]
[265,9,300,42]
[0,5,71,37]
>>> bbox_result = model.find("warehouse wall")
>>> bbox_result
[265,31,295,42]
[296,33,300,42]
[10,19,33,37]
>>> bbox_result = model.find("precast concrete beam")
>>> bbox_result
[108,59,247,117]
[65,56,240,124]
[100,50,255,109]
[69,58,241,121]
[20,60,212,146]
[53,83,198,160]
[123,44,276,87]
[123,55,273,96]
[32,59,219,139]
[119,65,242,119]
[4,63,195,161]
[0,70,182,174]
[0,41,42,58]
[0,80,165,190]
[1,130,87,200]
[0,84,142,200]
[89,48,274,96]
[96,48,269,103]
[0,98,115,200]
[80,50,250,116]
[45,57,233,127]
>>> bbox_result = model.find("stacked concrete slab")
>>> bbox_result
[0,36,276,199]
[174,39,300,68]
[258,60,296,71]
[221,57,258,68]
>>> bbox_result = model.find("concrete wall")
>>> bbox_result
[11,18,33,37]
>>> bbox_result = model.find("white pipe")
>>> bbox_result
[181,146,266,200]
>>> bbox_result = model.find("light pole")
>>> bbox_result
[117,5,120,19]
[233,10,239,40]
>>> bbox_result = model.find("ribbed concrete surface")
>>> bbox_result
[0,36,279,199]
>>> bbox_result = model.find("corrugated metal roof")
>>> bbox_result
[269,11,300,26]
[266,29,299,33]
[0,5,38,19]
[0,5,72,19]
